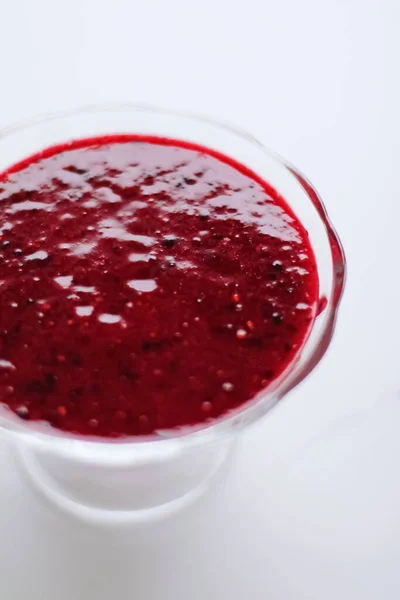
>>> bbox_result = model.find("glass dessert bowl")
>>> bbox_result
[0,105,345,524]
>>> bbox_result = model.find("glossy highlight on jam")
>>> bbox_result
[0,135,319,437]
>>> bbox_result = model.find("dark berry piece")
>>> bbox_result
[162,235,178,249]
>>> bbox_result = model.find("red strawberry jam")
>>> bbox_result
[0,136,318,437]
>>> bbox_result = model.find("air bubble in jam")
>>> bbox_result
[0,135,319,437]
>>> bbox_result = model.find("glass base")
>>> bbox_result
[16,439,233,525]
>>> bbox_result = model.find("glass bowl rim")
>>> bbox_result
[0,102,346,454]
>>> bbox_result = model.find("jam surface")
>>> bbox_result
[0,136,318,437]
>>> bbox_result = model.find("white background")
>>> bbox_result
[0,0,399,598]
